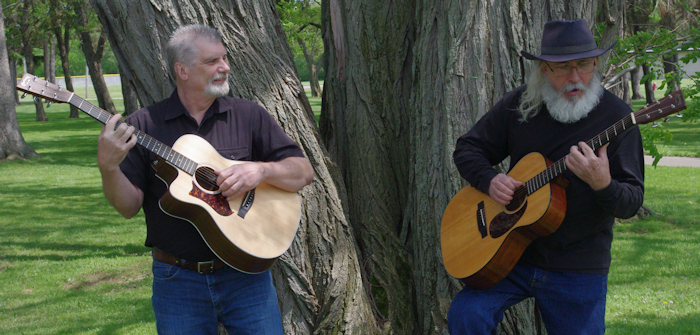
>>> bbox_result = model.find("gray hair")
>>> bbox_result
[517,60,547,122]
[166,25,223,79]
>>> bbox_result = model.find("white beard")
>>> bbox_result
[541,73,604,124]
[204,73,230,97]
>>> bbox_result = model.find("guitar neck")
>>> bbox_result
[68,95,197,176]
[524,113,636,195]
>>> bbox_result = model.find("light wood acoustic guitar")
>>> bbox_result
[17,73,301,274]
[441,90,686,289]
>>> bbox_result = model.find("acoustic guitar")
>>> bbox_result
[17,74,301,274]
[441,90,686,289]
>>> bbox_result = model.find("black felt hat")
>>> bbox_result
[521,19,615,62]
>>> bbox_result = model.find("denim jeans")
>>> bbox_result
[448,263,607,335]
[151,259,283,335]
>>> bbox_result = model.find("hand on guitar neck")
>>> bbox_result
[565,142,611,191]
[490,140,611,206]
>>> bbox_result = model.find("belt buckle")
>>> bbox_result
[197,261,215,274]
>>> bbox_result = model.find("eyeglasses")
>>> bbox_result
[545,59,596,77]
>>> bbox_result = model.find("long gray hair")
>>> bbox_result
[517,60,547,122]
[166,25,223,79]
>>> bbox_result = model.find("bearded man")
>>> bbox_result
[97,25,313,334]
[447,19,644,334]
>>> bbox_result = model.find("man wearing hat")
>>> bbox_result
[447,19,644,334]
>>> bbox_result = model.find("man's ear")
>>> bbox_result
[174,62,188,81]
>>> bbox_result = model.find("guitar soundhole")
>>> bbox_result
[505,186,527,213]
[490,201,528,239]
[194,166,220,193]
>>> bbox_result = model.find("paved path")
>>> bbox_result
[644,155,700,167]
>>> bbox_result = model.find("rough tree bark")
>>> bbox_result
[0,9,40,160]
[90,0,377,333]
[321,0,613,334]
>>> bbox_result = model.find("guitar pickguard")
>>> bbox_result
[189,182,234,216]
[489,201,528,238]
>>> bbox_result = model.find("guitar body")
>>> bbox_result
[153,134,301,274]
[441,152,567,289]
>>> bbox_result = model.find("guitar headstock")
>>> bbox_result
[16,73,73,104]
[634,90,686,125]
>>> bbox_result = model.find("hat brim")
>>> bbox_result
[521,41,616,62]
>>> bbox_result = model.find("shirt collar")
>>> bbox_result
[163,90,234,122]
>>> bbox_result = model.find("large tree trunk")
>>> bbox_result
[0,9,40,160]
[90,0,377,333]
[75,0,116,115]
[321,0,610,334]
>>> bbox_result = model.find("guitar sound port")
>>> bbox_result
[193,165,221,194]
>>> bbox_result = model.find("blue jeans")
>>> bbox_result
[448,263,607,335]
[151,259,283,335]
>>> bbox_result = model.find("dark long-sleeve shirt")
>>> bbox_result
[453,85,644,274]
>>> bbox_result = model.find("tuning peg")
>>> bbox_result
[47,101,52,107]
[33,96,40,103]
[676,113,683,118]
[21,92,27,99]
[663,117,670,122]
[651,122,659,128]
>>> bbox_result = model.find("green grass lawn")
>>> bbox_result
[1,85,698,334]
[607,165,700,335]
[2,97,155,334]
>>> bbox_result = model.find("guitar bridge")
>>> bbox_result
[477,201,487,238]
[238,189,255,218]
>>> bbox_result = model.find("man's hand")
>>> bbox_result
[565,142,611,191]
[489,173,523,205]
[97,114,137,172]
[215,163,266,201]
[215,156,313,202]
[96,114,143,219]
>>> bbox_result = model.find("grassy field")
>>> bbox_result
[1,86,698,334]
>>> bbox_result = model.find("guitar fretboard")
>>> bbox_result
[524,113,636,195]
[69,95,197,176]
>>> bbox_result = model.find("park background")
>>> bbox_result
[1,0,699,334]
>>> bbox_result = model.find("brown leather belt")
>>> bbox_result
[152,248,228,274]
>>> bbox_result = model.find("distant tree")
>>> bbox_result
[74,0,116,114]
[49,0,81,117]
[0,7,40,160]
[13,0,48,121]
[277,0,323,97]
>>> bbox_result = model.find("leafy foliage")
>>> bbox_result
[603,2,700,164]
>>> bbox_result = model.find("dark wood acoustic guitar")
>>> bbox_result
[17,73,301,274]
[441,90,686,289]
